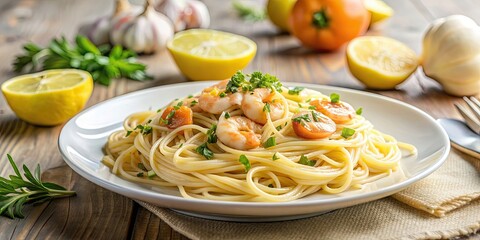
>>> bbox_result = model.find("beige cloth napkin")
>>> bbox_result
[138,151,480,239]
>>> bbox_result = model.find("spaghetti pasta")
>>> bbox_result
[103,72,416,202]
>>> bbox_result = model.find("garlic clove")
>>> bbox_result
[110,0,174,54]
[185,0,210,29]
[156,0,188,32]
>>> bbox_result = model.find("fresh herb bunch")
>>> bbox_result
[232,1,266,22]
[0,155,76,219]
[13,35,151,86]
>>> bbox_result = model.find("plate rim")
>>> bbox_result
[59,82,450,216]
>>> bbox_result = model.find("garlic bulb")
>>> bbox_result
[156,0,210,32]
[422,15,480,96]
[78,0,141,45]
[111,0,174,54]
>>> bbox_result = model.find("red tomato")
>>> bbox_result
[289,0,370,51]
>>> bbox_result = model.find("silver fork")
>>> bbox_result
[455,96,480,134]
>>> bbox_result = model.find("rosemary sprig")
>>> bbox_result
[0,154,76,219]
[232,1,266,22]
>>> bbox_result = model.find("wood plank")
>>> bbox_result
[131,203,188,240]
[0,166,135,239]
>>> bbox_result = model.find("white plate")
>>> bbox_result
[59,82,450,222]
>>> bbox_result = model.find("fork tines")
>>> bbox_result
[455,96,480,134]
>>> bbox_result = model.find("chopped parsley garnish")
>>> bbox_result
[138,163,147,171]
[173,101,183,110]
[224,112,231,119]
[239,155,251,172]
[311,111,323,122]
[179,143,184,148]
[165,110,176,124]
[268,184,274,188]
[288,86,304,95]
[207,124,217,143]
[190,100,198,107]
[147,170,156,178]
[356,108,363,115]
[188,94,193,98]
[263,102,271,112]
[137,172,144,177]
[226,71,282,93]
[196,143,214,159]
[306,98,312,103]
[272,153,279,161]
[330,93,340,103]
[308,105,316,110]
[275,125,282,131]
[297,103,302,108]
[134,124,152,135]
[157,108,162,113]
[298,155,316,166]
[292,114,311,124]
[219,92,226,98]
[125,130,133,137]
[341,128,356,138]
[263,137,276,148]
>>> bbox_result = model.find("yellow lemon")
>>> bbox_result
[346,36,419,89]
[1,69,93,126]
[365,0,394,24]
[167,29,257,81]
[267,0,297,31]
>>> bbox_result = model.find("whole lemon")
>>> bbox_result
[267,0,297,32]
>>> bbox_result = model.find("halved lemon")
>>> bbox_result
[346,36,419,89]
[167,29,257,81]
[1,69,93,126]
[365,0,394,24]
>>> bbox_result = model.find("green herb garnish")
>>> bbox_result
[226,71,282,93]
[292,114,311,125]
[330,93,340,103]
[232,1,266,22]
[275,125,282,131]
[356,108,363,115]
[13,35,151,86]
[134,124,152,135]
[298,155,316,166]
[196,143,214,160]
[288,86,304,95]
[341,128,356,138]
[0,154,76,219]
[224,112,231,119]
[207,124,217,144]
[125,130,133,137]
[239,155,251,172]
[147,170,156,178]
[311,111,323,122]
[174,101,183,110]
[263,137,276,148]
[188,94,193,98]
[165,110,176,124]
[136,172,144,177]
[263,102,271,113]
[190,100,198,107]
[272,153,279,161]
[137,163,147,171]
[308,106,316,110]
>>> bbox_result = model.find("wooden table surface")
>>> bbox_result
[0,0,478,239]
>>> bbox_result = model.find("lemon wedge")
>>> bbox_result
[167,29,257,81]
[1,69,93,126]
[365,0,394,24]
[346,36,419,89]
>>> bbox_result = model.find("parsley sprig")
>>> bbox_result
[13,35,151,86]
[0,155,76,219]
[226,71,282,94]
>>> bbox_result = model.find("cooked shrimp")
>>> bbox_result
[198,80,243,114]
[160,106,193,129]
[182,97,203,112]
[241,88,285,124]
[292,111,336,139]
[310,99,355,124]
[216,114,263,150]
